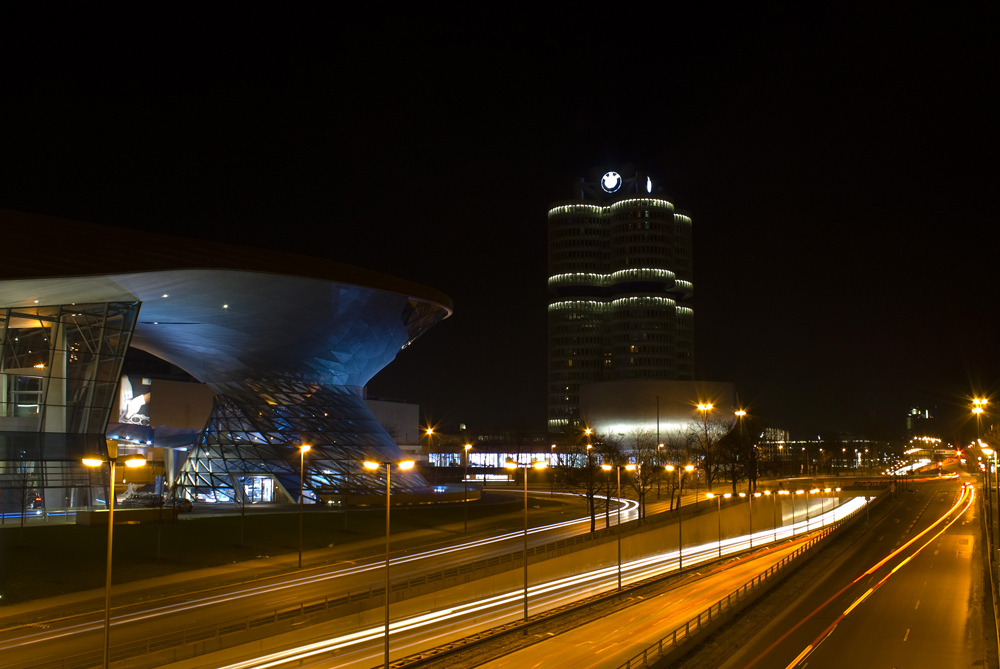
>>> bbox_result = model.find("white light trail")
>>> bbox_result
[215,497,867,669]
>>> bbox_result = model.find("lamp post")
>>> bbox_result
[735,409,747,491]
[463,443,472,533]
[697,403,713,492]
[975,401,989,532]
[778,489,790,538]
[505,458,547,626]
[806,488,819,532]
[672,464,694,568]
[794,490,805,537]
[741,491,753,549]
[974,398,987,439]
[82,442,147,669]
[586,441,594,532]
[602,462,635,592]
[298,444,311,569]
[550,444,556,497]
[603,464,611,528]
[363,458,415,669]
[705,492,731,558]
[761,491,774,543]
[656,443,664,498]
[981,442,996,561]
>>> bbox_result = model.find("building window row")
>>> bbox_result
[550,239,609,250]
[550,224,605,236]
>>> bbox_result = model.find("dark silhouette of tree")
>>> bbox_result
[625,429,658,520]
[13,450,36,545]
[688,412,730,490]
[565,439,601,533]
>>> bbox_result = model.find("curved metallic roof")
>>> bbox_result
[0,210,452,387]
[0,209,453,312]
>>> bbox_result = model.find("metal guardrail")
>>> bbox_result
[613,500,867,669]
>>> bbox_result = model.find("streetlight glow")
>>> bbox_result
[365,458,415,669]
[81,440,151,669]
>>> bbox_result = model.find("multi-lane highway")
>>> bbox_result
[165,497,864,668]
[323,475,974,669]
[1,491,637,668]
[721,475,985,668]
[2,484,869,669]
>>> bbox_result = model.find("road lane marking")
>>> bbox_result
[746,485,974,669]
[843,588,873,616]
[914,600,919,610]
[903,628,910,641]
[784,644,813,669]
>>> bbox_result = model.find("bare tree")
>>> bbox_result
[13,450,36,545]
[565,440,601,533]
[659,429,692,510]
[592,433,624,527]
[624,429,658,520]
[688,412,730,491]
[235,474,248,546]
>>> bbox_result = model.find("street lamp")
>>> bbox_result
[463,443,472,532]
[705,492,731,557]
[974,399,987,439]
[777,489,790,536]
[505,458,547,626]
[586,442,594,531]
[759,490,776,543]
[550,444,557,497]
[739,491,752,549]
[363,458,415,669]
[298,444,311,568]
[82,442,146,669]
[981,441,995,553]
[794,490,805,537]
[806,488,820,532]
[603,463,611,528]
[656,443,664,498]
[697,403,713,493]
[735,410,748,491]
[601,462,635,592]
[669,464,695,568]
[666,464,681,564]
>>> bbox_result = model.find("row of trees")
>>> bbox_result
[554,413,769,532]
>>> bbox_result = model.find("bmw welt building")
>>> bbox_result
[0,210,451,512]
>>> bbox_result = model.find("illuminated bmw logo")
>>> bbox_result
[601,171,622,193]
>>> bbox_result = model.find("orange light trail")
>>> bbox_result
[744,484,974,669]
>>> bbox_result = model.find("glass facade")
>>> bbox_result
[176,380,423,503]
[547,172,695,432]
[0,302,138,514]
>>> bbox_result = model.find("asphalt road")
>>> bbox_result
[718,474,988,669]
[159,497,864,668]
[0,483,862,669]
[0,490,635,668]
[472,536,818,669]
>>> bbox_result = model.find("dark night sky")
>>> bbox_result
[0,5,996,442]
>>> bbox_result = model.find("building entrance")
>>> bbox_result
[243,476,275,503]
